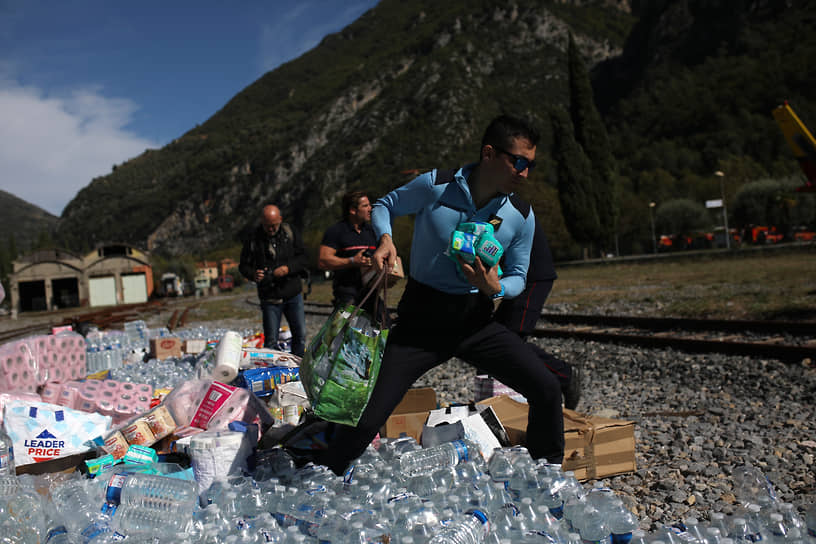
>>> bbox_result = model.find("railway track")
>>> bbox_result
[532,313,816,363]
[0,300,167,343]
[3,300,813,364]
[300,302,815,363]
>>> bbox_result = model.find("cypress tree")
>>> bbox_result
[565,33,620,253]
[551,107,602,246]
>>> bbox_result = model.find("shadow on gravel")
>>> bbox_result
[760,308,816,321]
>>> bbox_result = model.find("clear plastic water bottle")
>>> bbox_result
[706,526,723,544]
[683,517,708,544]
[730,517,753,543]
[6,487,47,540]
[429,508,490,544]
[112,504,194,534]
[0,473,20,495]
[44,526,84,544]
[766,513,788,541]
[806,502,816,539]
[630,529,650,544]
[50,478,109,534]
[609,507,639,544]
[778,503,806,533]
[580,514,611,544]
[100,471,197,514]
[733,464,777,509]
[711,512,731,540]
[744,504,768,542]
[0,422,16,476]
[398,439,482,478]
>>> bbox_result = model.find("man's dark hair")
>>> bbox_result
[481,115,540,153]
[342,191,368,220]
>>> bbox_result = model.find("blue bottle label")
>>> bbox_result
[104,471,132,507]
[45,526,68,543]
[612,532,634,544]
[453,440,470,463]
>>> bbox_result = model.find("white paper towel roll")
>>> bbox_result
[190,430,250,505]
[213,330,242,383]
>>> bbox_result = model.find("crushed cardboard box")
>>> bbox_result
[381,387,436,442]
[477,395,636,480]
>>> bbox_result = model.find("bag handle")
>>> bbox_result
[351,267,389,326]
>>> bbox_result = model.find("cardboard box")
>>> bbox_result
[477,395,637,480]
[381,387,436,442]
[150,337,182,359]
[183,339,207,354]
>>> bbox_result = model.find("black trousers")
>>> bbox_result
[494,280,572,391]
[317,279,565,475]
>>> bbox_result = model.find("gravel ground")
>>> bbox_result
[412,335,816,531]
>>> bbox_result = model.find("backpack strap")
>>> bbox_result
[509,194,532,220]
[434,168,458,185]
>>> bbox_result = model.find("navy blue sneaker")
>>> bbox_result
[564,364,582,410]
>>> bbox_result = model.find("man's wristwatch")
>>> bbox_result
[491,284,505,311]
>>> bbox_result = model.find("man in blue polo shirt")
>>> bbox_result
[316,115,564,474]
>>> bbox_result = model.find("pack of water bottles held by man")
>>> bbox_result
[3,426,816,543]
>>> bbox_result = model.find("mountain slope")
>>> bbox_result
[55,0,815,260]
[0,189,58,251]
[57,0,631,257]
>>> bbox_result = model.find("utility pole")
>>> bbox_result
[715,171,730,249]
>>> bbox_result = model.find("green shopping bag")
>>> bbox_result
[299,269,390,426]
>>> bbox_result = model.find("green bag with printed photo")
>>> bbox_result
[299,270,389,426]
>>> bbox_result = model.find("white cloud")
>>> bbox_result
[0,77,157,216]
[258,1,376,74]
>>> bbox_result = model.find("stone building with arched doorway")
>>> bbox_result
[8,243,154,315]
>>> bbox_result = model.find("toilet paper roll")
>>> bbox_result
[119,382,136,395]
[57,387,78,409]
[136,383,153,396]
[41,383,63,404]
[212,331,242,383]
[103,379,120,391]
[82,381,101,393]
[78,391,97,412]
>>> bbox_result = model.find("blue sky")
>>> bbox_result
[0,0,379,216]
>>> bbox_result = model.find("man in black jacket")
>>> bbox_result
[239,205,308,356]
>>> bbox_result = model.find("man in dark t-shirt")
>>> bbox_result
[318,191,381,312]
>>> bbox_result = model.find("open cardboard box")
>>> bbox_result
[380,387,436,442]
[477,395,637,481]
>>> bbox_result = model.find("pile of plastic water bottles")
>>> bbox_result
[1,434,815,544]
[84,322,259,387]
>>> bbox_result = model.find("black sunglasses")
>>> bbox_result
[493,145,536,173]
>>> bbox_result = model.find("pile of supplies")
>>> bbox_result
[1,321,814,543]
